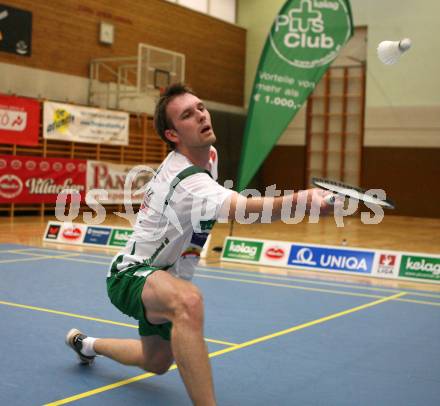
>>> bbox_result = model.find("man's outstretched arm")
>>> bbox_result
[221,188,333,223]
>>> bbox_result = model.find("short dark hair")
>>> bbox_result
[153,83,195,149]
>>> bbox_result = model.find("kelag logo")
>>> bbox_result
[288,245,374,273]
[84,227,111,245]
[109,229,133,247]
[223,239,263,262]
[270,0,352,68]
[399,255,440,281]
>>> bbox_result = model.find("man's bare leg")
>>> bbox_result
[142,271,216,406]
[94,335,173,375]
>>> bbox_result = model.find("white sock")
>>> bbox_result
[81,337,97,356]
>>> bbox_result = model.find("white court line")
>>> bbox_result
[0,253,81,264]
[9,247,440,298]
[0,299,237,347]
[2,246,440,301]
[8,254,439,306]
[44,291,406,406]
[196,265,440,300]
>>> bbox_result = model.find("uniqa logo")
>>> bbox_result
[320,254,368,271]
[291,248,317,265]
[291,247,368,271]
[229,241,257,257]
[269,0,352,68]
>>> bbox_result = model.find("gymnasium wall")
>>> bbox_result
[0,0,246,107]
[238,0,440,217]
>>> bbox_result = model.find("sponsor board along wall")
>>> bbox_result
[222,237,440,284]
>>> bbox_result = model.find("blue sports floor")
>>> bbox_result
[1,244,440,405]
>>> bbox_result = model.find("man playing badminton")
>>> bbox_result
[66,84,331,406]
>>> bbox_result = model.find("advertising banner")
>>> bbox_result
[0,94,40,145]
[43,102,129,145]
[222,236,440,284]
[86,160,158,204]
[0,155,86,203]
[44,222,88,245]
[260,241,291,267]
[372,252,401,279]
[288,244,374,274]
[43,221,133,249]
[399,255,440,282]
[237,0,353,190]
[83,226,112,245]
[222,238,263,262]
[109,228,134,247]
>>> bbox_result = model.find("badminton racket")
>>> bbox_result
[312,177,395,209]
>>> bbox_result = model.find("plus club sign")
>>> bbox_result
[289,0,321,32]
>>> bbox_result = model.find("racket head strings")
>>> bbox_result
[311,177,395,209]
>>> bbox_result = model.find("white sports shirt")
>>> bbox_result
[113,146,233,280]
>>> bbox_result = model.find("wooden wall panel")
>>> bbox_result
[362,147,440,218]
[261,145,440,218]
[261,146,306,192]
[0,0,246,106]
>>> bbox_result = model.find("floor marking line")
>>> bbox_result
[208,292,406,354]
[197,265,440,299]
[52,257,110,266]
[3,246,440,299]
[8,254,439,303]
[13,250,437,300]
[2,254,438,305]
[25,256,386,299]
[203,337,238,346]
[45,291,405,405]
[0,300,236,347]
[197,274,440,304]
[6,250,85,260]
[0,249,46,256]
[33,248,113,260]
[395,297,440,307]
[197,274,384,299]
[0,254,80,264]
[0,300,137,328]
[44,371,160,405]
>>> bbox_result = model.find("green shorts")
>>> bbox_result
[107,256,172,341]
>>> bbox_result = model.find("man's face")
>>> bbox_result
[165,93,216,150]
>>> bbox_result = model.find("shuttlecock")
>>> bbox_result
[377,38,412,65]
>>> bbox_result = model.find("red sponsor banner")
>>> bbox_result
[0,95,40,146]
[0,155,87,203]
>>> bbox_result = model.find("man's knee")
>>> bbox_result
[175,287,204,325]
[140,353,173,375]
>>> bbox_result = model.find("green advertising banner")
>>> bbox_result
[399,255,440,281]
[109,228,134,247]
[237,0,353,191]
[223,238,263,262]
